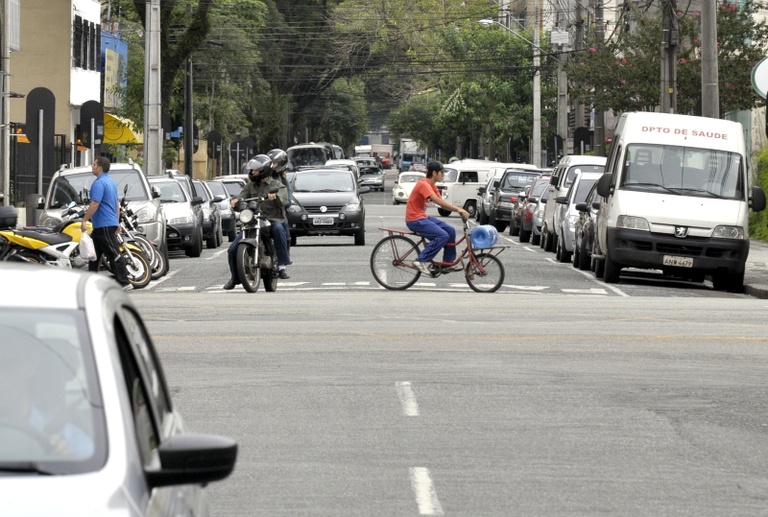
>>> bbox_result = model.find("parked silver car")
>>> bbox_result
[554,170,603,263]
[0,264,237,515]
[39,162,167,254]
[148,177,204,257]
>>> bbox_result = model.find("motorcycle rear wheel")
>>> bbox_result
[6,250,44,264]
[236,243,261,293]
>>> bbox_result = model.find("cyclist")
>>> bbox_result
[405,161,469,274]
[223,154,290,290]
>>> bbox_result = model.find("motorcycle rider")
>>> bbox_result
[267,148,291,262]
[223,154,291,290]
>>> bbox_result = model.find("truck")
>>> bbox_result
[593,111,766,292]
[397,138,426,172]
[371,144,393,168]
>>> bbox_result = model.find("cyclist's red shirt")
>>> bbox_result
[405,179,440,222]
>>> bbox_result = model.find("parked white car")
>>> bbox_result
[392,171,426,205]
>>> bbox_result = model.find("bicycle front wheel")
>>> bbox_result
[370,235,422,290]
[465,253,504,293]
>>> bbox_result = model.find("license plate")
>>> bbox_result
[313,217,334,225]
[663,255,693,268]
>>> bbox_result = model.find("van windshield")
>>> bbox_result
[620,144,744,200]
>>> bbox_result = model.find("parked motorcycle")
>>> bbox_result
[0,201,152,289]
[120,196,169,280]
[235,192,280,293]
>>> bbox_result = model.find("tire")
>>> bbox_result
[465,253,505,293]
[463,201,476,218]
[557,234,571,263]
[509,220,520,236]
[370,235,422,290]
[712,270,744,293]
[519,228,531,243]
[290,234,297,247]
[124,248,151,289]
[478,210,489,225]
[236,243,261,293]
[531,233,540,246]
[543,230,554,252]
[593,257,605,278]
[185,227,204,258]
[150,242,169,280]
[261,242,279,292]
[603,251,621,283]
[572,242,580,268]
[437,208,451,217]
[578,240,590,271]
[354,228,365,246]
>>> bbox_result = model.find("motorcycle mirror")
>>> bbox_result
[67,201,76,209]
[269,187,279,194]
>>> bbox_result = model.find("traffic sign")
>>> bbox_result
[751,56,768,99]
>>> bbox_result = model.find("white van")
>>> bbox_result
[436,159,498,217]
[541,155,607,252]
[594,112,766,292]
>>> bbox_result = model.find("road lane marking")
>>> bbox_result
[144,269,178,290]
[396,381,419,416]
[409,467,444,516]
[576,269,630,297]
[205,249,229,260]
[561,288,608,295]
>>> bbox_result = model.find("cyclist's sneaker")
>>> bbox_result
[412,260,431,274]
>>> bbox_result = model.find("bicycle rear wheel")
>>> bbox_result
[370,235,421,290]
[465,253,504,293]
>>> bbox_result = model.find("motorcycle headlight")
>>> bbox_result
[616,215,649,231]
[240,209,255,224]
[712,225,744,239]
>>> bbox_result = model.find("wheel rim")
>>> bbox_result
[465,253,505,293]
[370,236,421,290]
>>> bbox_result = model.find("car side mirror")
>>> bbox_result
[191,196,204,206]
[575,202,588,212]
[596,174,613,197]
[358,186,371,194]
[478,186,486,194]
[152,186,161,199]
[751,185,766,212]
[145,433,237,489]
[213,194,226,202]
[33,195,45,209]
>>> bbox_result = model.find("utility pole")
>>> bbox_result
[184,57,193,177]
[144,0,162,175]
[660,0,678,113]
[1,0,9,204]
[556,9,569,160]
[701,0,719,118]
[532,0,542,167]
[593,0,605,157]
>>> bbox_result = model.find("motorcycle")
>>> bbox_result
[0,201,152,289]
[120,196,169,280]
[234,191,280,293]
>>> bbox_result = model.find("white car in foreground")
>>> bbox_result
[0,264,237,516]
[392,171,426,205]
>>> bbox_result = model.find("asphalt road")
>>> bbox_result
[134,291,768,516]
[128,182,768,515]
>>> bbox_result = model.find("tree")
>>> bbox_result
[566,0,768,116]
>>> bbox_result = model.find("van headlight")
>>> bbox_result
[712,225,744,239]
[616,215,649,231]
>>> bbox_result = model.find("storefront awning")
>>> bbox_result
[103,113,142,145]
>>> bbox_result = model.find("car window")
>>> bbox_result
[531,178,549,197]
[0,309,106,473]
[569,178,599,204]
[222,181,244,198]
[48,169,149,208]
[194,181,211,201]
[289,148,328,167]
[206,180,227,198]
[359,166,380,176]
[151,180,187,203]
[501,172,537,189]
[293,172,355,192]
[565,165,604,188]
[400,174,422,183]
[443,168,459,182]
[114,307,172,464]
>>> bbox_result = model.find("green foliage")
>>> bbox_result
[566,0,768,115]
[749,146,768,241]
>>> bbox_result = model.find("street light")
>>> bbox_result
[478,18,542,167]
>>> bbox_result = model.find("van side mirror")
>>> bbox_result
[751,185,766,212]
[478,186,486,194]
[550,176,559,188]
[596,174,613,197]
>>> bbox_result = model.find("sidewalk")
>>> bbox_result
[745,239,768,298]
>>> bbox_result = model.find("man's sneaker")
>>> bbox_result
[412,260,431,274]
[123,284,134,292]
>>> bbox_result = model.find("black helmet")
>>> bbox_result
[247,154,273,182]
[267,149,288,173]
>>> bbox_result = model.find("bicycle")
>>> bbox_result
[370,218,506,292]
